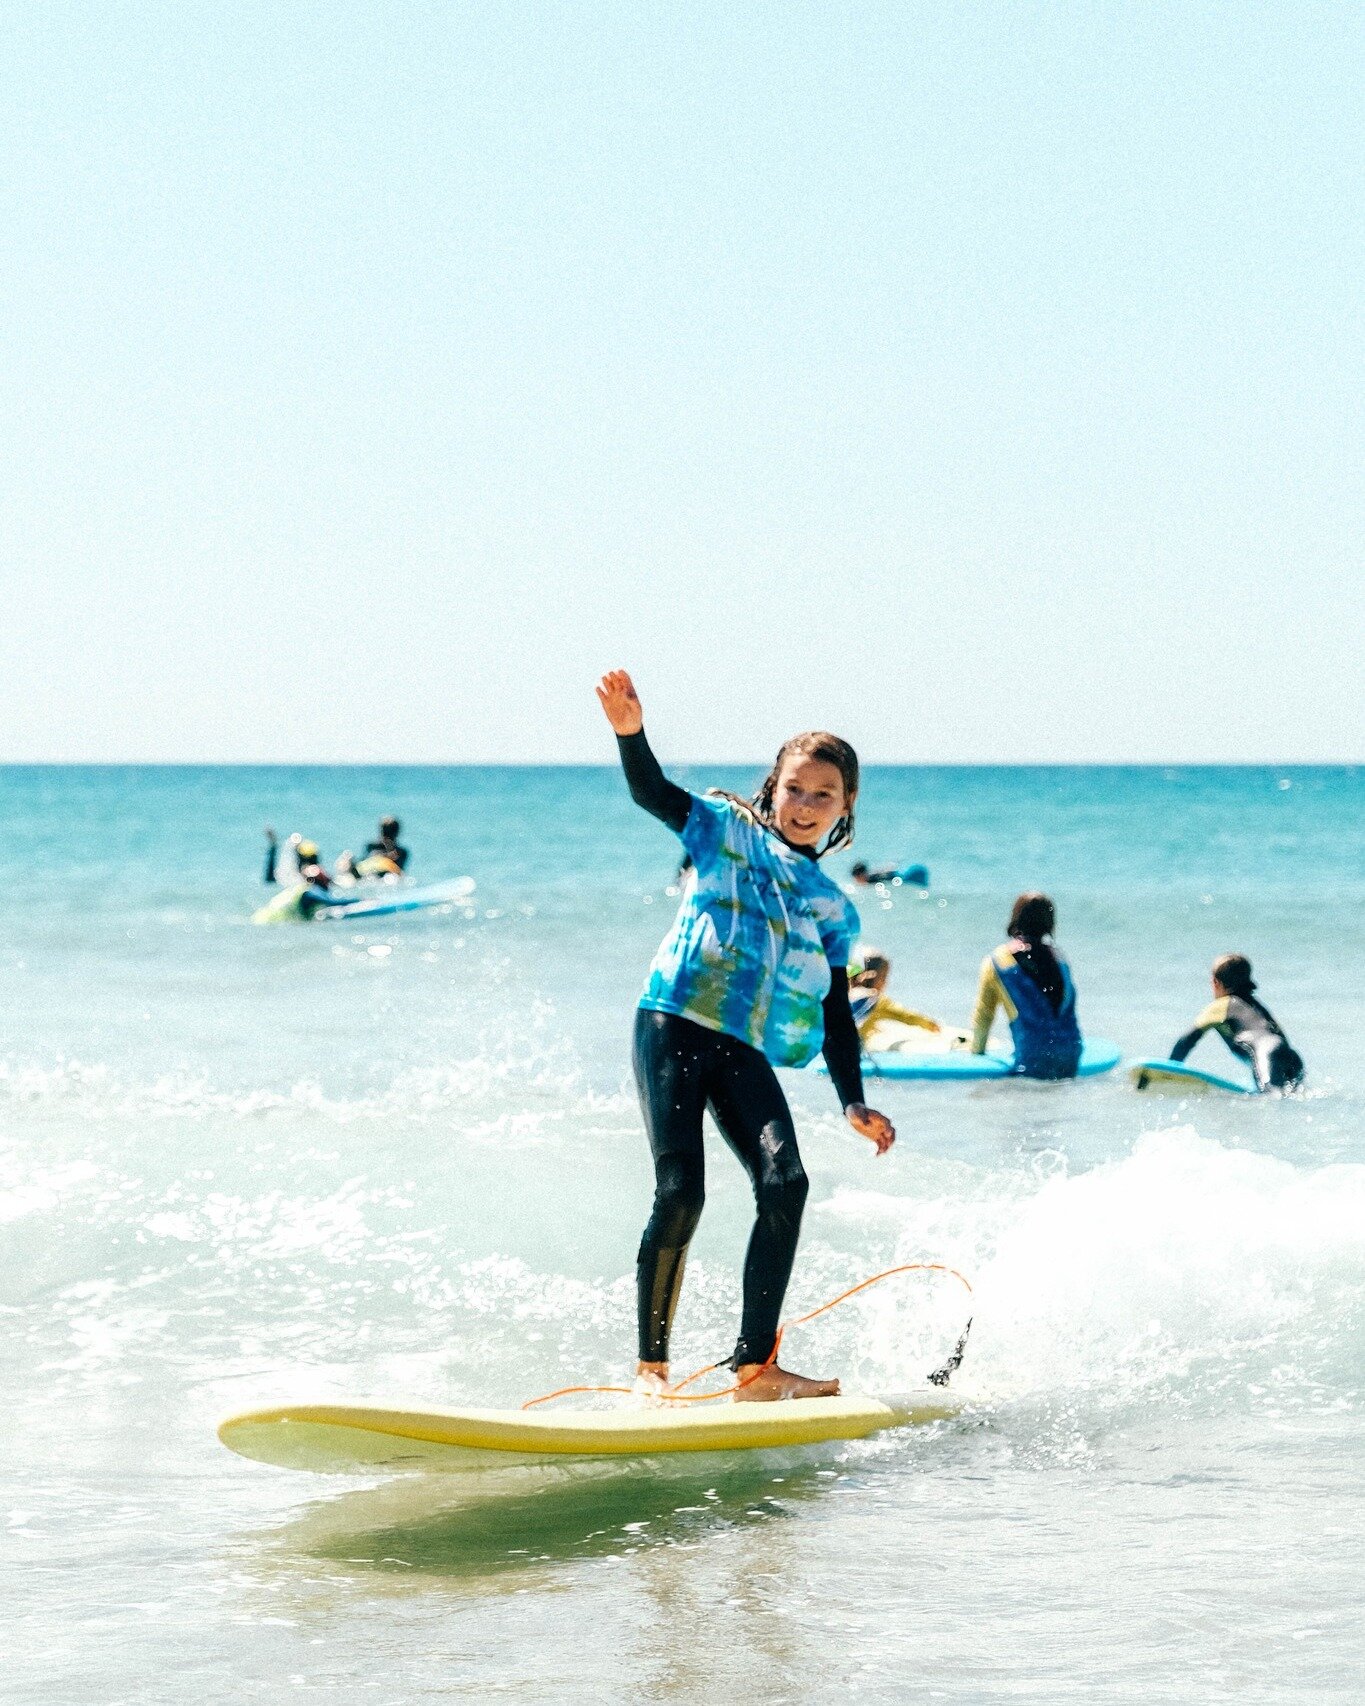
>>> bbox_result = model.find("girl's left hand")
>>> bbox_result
[595,669,644,736]
[847,1103,895,1155]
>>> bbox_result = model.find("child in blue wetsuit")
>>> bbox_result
[970,893,1083,1079]
[596,670,895,1403]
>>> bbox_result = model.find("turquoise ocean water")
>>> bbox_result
[3,764,1363,1704]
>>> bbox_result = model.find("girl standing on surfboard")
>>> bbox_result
[596,670,895,1403]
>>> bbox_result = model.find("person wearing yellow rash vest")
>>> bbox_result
[849,952,958,1052]
[256,829,349,922]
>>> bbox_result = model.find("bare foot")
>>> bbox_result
[733,1362,840,1403]
[632,1361,670,1407]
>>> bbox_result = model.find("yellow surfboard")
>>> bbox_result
[1130,1058,1256,1095]
[218,1391,960,1474]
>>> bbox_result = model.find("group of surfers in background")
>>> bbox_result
[594,669,1303,1404]
[849,901,1302,1094]
[257,817,409,921]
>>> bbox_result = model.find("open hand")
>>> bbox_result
[847,1103,895,1156]
[595,669,644,736]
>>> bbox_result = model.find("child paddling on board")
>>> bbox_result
[596,669,895,1403]
[1170,954,1303,1091]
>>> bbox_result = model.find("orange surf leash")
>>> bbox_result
[522,1259,973,1410]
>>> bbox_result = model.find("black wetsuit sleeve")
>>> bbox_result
[264,843,277,884]
[1169,1026,1204,1063]
[616,730,691,834]
[822,968,866,1110]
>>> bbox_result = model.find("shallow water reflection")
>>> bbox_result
[268,1457,848,1587]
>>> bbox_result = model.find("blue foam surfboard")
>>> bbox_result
[845,1038,1121,1081]
[1129,1058,1256,1095]
[318,877,476,922]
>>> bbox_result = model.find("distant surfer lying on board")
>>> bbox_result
[596,669,895,1403]
[259,829,354,922]
[1170,954,1303,1091]
[971,893,1083,1079]
[850,861,929,887]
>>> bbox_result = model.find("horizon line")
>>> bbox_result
[0,758,1358,771]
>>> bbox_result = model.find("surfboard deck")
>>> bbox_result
[850,1038,1122,1081]
[1130,1058,1256,1095]
[218,1391,960,1474]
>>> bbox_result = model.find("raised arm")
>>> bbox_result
[596,670,691,834]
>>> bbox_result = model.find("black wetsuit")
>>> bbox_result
[1171,993,1303,1091]
[618,732,865,1368]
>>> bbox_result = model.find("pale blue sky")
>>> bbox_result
[1,3,1361,762]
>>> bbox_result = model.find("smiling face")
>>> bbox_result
[770,754,851,848]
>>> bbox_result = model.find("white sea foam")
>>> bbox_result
[819,1126,1365,1421]
[0,1053,628,1126]
[0,1160,99,1224]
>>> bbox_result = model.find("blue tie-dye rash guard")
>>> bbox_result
[639,794,860,1068]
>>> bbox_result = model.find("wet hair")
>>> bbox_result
[1212,953,1256,996]
[381,816,400,838]
[718,731,858,858]
[1008,892,1056,942]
